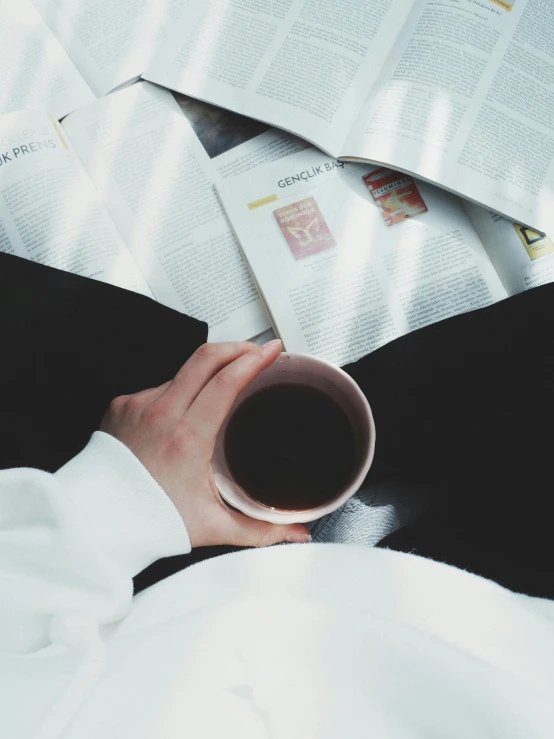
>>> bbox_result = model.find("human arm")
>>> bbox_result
[0,431,188,654]
[0,340,308,654]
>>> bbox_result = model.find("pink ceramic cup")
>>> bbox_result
[212,352,376,524]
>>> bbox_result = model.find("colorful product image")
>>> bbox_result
[273,196,337,260]
[363,168,428,226]
[513,222,554,260]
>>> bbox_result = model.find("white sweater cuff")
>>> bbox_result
[55,431,191,577]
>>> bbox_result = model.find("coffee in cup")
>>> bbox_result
[212,352,375,524]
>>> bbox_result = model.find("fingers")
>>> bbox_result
[157,342,257,418]
[185,339,282,446]
[228,517,311,548]
[129,381,171,404]
[207,502,311,547]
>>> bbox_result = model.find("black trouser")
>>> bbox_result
[2,252,552,598]
[345,285,554,599]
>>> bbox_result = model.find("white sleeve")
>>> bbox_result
[0,431,190,654]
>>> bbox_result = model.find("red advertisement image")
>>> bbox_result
[273,196,337,260]
[363,168,428,226]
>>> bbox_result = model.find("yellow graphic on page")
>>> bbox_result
[514,223,554,260]
[488,0,514,10]
[248,194,278,210]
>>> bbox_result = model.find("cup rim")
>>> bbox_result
[213,352,376,524]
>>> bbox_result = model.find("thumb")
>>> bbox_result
[225,510,311,547]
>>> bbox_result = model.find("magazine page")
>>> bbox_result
[186,101,310,343]
[0,0,94,118]
[32,0,192,97]
[174,93,312,178]
[465,202,554,296]
[0,109,152,295]
[217,149,508,366]
[343,0,554,235]
[62,82,307,341]
[144,0,412,157]
[215,126,311,180]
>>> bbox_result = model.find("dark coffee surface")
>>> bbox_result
[224,383,357,511]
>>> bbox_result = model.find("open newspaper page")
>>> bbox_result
[144,0,412,157]
[343,0,554,234]
[62,81,307,341]
[217,149,508,366]
[0,0,94,118]
[0,109,152,294]
[33,0,192,97]
[465,203,554,295]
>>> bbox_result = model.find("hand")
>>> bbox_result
[100,340,311,548]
